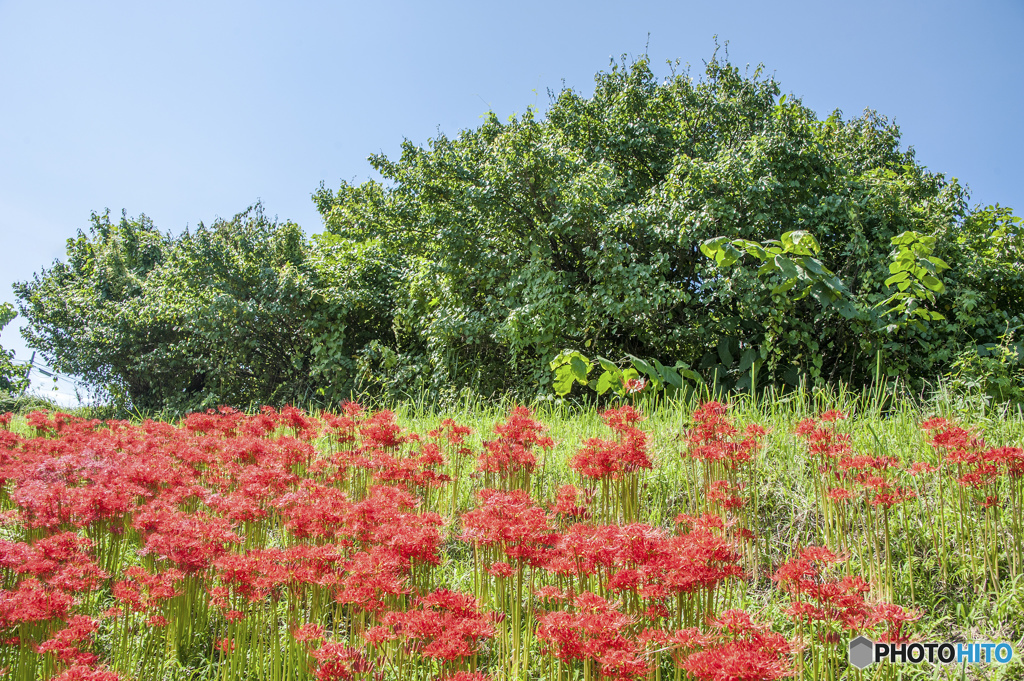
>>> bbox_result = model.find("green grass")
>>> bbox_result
[3,380,1024,680]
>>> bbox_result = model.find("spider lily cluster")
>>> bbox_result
[0,401,1018,681]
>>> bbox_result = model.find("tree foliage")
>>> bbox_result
[313,53,1021,398]
[14,52,1024,410]
[14,205,396,412]
[0,303,30,396]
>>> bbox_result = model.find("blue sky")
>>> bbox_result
[1,0,1021,404]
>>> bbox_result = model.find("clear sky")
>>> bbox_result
[1,0,1021,405]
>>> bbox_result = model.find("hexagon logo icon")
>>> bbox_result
[849,636,875,669]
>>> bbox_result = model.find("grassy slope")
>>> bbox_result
[4,383,1024,680]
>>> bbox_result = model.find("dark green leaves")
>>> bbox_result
[551,350,702,398]
[0,303,30,396]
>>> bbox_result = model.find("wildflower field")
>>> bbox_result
[1,392,1022,681]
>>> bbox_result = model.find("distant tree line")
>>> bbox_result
[13,54,1023,413]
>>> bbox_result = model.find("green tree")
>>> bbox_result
[17,207,288,411]
[0,303,30,396]
[314,52,1021,397]
[16,52,1023,408]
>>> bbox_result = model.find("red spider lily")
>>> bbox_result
[825,487,853,503]
[794,417,852,462]
[570,435,651,480]
[0,400,964,680]
[215,544,344,606]
[920,417,950,431]
[536,591,641,672]
[292,623,326,644]
[215,637,236,653]
[347,486,444,565]
[571,439,620,480]
[984,446,1024,478]
[0,578,75,628]
[674,610,793,681]
[772,545,839,583]
[361,625,394,646]
[275,481,354,541]
[929,425,986,466]
[311,641,372,681]
[460,489,556,566]
[477,407,553,477]
[215,550,290,603]
[0,533,106,592]
[492,407,553,449]
[707,480,747,511]
[487,562,515,578]
[428,418,472,446]
[872,603,920,644]
[570,407,651,481]
[236,405,281,438]
[279,405,322,440]
[36,615,100,666]
[662,520,745,596]
[597,647,650,680]
[636,625,670,650]
[4,439,146,530]
[335,546,409,614]
[360,410,407,451]
[438,673,494,681]
[957,464,999,489]
[111,566,184,612]
[772,547,880,631]
[545,523,622,579]
[338,401,364,419]
[606,405,644,425]
[533,585,568,604]
[867,482,917,508]
[354,446,452,491]
[688,402,735,439]
[744,423,770,438]
[378,589,494,662]
[908,461,937,476]
[549,484,591,523]
[476,439,539,477]
[322,413,358,445]
[685,403,765,469]
[549,518,743,610]
[133,502,241,572]
[50,665,125,681]
[624,378,647,394]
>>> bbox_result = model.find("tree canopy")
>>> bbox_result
[0,303,30,397]
[15,53,1024,412]
[313,54,1022,398]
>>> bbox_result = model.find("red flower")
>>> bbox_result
[293,623,325,643]
[476,407,553,477]
[460,489,555,566]
[311,642,371,681]
[675,610,793,681]
[376,589,494,662]
[50,666,124,681]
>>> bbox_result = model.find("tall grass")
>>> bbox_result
[1,382,1022,680]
